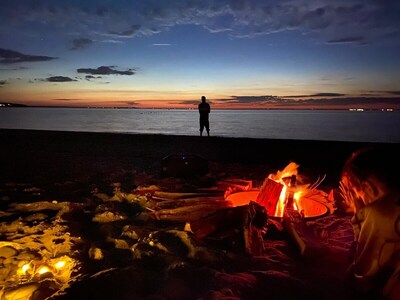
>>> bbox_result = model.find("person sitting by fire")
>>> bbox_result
[340,147,400,299]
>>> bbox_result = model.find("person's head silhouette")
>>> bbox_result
[201,96,206,103]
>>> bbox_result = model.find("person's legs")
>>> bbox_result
[205,119,210,136]
[200,119,204,136]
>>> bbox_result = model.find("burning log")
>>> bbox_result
[250,169,327,257]
[255,178,283,216]
[223,162,332,257]
[282,176,325,257]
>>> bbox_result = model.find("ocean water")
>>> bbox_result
[1,108,399,143]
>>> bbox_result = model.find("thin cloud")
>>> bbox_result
[52,98,81,101]
[286,93,346,98]
[77,66,136,75]
[386,91,400,95]
[0,48,56,64]
[45,76,77,82]
[71,38,94,50]
[313,93,346,97]
[85,75,102,81]
[326,36,366,44]
[101,39,124,44]
[214,94,400,108]
[1,1,399,45]
[0,66,28,71]
[280,97,400,107]
[123,101,139,106]
[178,100,204,105]
[107,25,141,38]
[285,95,313,98]
[226,95,281,104]
[152,43,171,46]
[360,93,379,97]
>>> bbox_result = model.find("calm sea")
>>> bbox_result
[1,108,399,143]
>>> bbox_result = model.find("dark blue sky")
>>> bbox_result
[0,0,399,108]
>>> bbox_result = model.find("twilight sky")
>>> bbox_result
[0,0,399,109]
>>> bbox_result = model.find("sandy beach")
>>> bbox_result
[1,129,399,299]
[2,128,394,185]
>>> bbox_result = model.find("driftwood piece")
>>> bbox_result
[282,207,325,257]
[153,191,222,200]
[190,205,248,239]
[255,178,283,216]
[219,178,253,199]
[155,196,227,209]
[190,201,268,255]
[151,201,232,222]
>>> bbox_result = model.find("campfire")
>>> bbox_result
[225,162,332,219]
[221,162,336,257]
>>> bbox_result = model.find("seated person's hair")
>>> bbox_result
[342,147,400,193]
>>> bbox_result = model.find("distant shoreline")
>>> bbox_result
[0,104,397,111]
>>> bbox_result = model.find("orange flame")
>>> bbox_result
[274,184,287,218]
[268,162,299,218]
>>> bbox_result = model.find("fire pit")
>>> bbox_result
[225,162,332,220]
[226,191,329,219]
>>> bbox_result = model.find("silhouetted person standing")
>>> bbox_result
[198,96,210,136]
